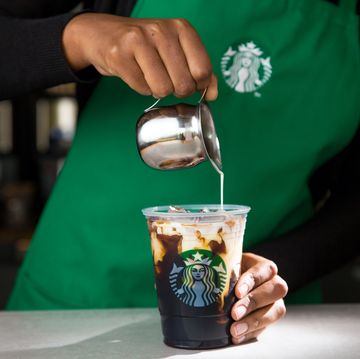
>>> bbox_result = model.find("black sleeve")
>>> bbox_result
[250,125,360,293]
[0,0,82,18]
[0,1,99,100]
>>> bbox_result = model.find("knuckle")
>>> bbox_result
[106,45,121,67]
[175,81,196,97]
[273,276,289,297]
[248,271,258,288]
[247,292,257,310]
[152,85,172,98]
[276,301,287,319]
[124,26,144,44]
[251,316,261,330]
[105,45,124,72]
[146,22,163,35]
[192,67,212,83]
[108,44,120,58]
[267,260,278,276]
[172,18,192,29]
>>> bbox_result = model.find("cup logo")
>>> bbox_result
[169,249,227,307]
[221,41,272,94]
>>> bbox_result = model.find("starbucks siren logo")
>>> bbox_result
[221,41,272,93]
[169,249,227,307]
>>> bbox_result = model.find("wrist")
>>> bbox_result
[62,12,93,71]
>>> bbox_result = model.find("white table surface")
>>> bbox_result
[0,304,359,359]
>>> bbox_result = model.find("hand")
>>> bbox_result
[230,253,288,344]
[62,13,218,100]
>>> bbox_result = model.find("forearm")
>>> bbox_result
[0,13,98,100]
[0,0,82,18]
[250,189,360,293]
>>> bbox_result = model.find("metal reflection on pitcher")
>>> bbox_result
[136,96,222,171]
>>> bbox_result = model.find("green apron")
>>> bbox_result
[8,0,360,309]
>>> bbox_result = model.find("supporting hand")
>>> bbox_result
[231,253,288,344]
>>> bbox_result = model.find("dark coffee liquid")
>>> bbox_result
[149,219,239,349]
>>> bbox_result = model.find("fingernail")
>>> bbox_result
[234,305,247,320]
[238,284,249,298]
[237,335,246,344]
[235,323,248,337]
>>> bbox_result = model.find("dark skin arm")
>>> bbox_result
[0,0,217,100]
[250,125,360,294]
[0,1,218,100]
[231,125,360,344]
[62,13,218,100]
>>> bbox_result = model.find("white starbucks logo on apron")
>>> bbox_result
[221,41,272,94]
[169,249,227,307]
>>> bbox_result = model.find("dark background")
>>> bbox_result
[0,84,78,308]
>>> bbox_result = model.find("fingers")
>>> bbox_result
[111,58,151,96]
[176,19,213,91]
[236,253,278,299]
[232,327,266,345]
[231,299,286,344]
[77,15,218,99]
[139,18,216,99]
[151,27,196,98]
[230,254,287,345]
[145,19,215,99]
[232,275,288,320]
[134,41,174,99]
[205,74,218,101]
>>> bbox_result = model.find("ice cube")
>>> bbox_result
[168,205,188,213]
[200,208,210,213]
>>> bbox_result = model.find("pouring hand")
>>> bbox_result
[230,253,288,345]
[62,13,218,101]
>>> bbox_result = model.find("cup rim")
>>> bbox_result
[142,204,251,218]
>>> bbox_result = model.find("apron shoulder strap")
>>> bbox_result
[325,0,359,14]
[338,0,359,13]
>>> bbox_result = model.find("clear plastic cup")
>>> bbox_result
[142,204,251,349]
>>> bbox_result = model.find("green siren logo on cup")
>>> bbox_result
[221,41,272,93]
[169,249,227,307]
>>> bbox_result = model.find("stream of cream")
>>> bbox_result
[210,159,224,210]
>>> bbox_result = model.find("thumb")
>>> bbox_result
[205,73,218,101]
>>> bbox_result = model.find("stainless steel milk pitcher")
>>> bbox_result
[136,90,222,171]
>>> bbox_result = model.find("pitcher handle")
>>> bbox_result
[198,88,207,103]
[144,88,207,113]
